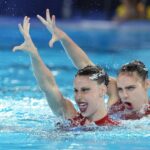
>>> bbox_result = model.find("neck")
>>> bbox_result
[134,96,149,112]
[141,97,149,106]
[88,103,108,122]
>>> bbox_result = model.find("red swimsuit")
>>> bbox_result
[68,113,119,127]
[109,100,150,120]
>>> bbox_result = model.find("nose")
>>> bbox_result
[122,90,128,100]
[75,92,83,102]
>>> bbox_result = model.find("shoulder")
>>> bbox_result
[109,100,124,115]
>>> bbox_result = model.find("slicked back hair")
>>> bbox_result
[118,60,148,80]
[75,65,109,86]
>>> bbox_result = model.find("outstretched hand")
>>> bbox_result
[37,9,64,47]
[13,16,37,55]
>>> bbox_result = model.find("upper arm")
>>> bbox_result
[44,85,77,119]
[64,99,78,119]
[107,76,120,107]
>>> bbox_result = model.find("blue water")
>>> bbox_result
[0,18,150,149]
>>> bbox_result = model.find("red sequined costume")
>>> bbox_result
[68,113,119,127]
[109,100,150,120]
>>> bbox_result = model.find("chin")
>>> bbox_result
[81,112,88,117]
[134,106,141,111]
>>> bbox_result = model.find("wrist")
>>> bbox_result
[30,47,39,58]
[60,31,68,43]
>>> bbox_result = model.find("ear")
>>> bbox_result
[99,84,107,97]
[145,79,150,89]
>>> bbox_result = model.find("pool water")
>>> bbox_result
[0,18,150,149]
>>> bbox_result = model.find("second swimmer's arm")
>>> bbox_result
[107,77,120,107]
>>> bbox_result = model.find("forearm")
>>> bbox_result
[30,51,69,116]
[60,30,94,69]
[37,10,94,69]
[30,50,55,92]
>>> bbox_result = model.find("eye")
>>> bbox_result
[117,88,122,92]
[82,88,90,92]
[127,86,135,91]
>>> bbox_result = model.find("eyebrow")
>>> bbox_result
[125,85,136,89]
[117,85,136,90]
[81,87,90,90]
[74,87,90,91]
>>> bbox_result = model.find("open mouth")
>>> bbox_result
[124,102,133,110]
[78,102,88,113]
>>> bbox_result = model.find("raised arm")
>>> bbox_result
[37,10,119,107]
[37,9,94,69]
[13,16,77,119]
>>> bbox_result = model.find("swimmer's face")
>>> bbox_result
[117,72,149,111]
[74,75,106,121]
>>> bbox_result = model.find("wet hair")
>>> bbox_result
[75,65,109,86]
[118,60,148,80]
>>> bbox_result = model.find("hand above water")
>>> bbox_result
[37,9,65,48]
[13,16,38,56]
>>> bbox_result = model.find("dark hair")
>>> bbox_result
[75,65,109,86]
[118,60,148,80]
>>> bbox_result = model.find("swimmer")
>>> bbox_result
[109,60,150,119]
[13,16,119,127]
[37,9,150,120]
